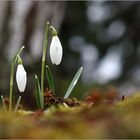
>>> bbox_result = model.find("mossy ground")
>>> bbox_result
[0,92,140,138]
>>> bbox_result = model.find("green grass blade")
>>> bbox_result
[45,65,55,93]
[14,96,21,112]
[35,75,43,109]
[64,67,83,99]
[1,95,7,111]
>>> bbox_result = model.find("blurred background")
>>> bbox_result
[0,1,140,109]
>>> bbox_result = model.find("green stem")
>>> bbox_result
[9,61,14,111]
[14,96,21,112]
[9,46,25,111]
[41,22,49,98]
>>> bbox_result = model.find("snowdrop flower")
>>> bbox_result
[50,35,63,65]
[16,64,27,92]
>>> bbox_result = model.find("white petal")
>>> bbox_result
[50,36,63,65]
[16,64,27,92]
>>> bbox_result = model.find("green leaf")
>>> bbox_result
[35,75,43,109]
[45,65,55,93]
[1,95,7,111]
[64,67,83,99]
[14,96,21,112]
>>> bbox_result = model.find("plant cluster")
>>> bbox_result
[1,22,83,111]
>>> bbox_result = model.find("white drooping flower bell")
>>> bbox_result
[50,35,63,65]
[16,64,27,92]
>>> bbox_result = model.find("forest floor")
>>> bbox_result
[0,89,140,139]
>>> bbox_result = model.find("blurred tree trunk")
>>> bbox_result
[2,1,66,60]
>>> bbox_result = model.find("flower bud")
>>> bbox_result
[50,36,63,65]
[16,64,27,92]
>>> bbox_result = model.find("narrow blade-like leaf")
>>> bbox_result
[35,75,43,109]
[1,95,7,111]
[14,96,21,112]
[64,67,83,99]
[45,65,55,93]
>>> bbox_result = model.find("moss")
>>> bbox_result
[0,93,140,138]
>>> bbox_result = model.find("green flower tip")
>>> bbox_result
[80,67,83,71]
[46,22,49,25]
[49,26,57,36]
[35,75,37,79]
[21,45,25,49]
[17,56,23,64]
